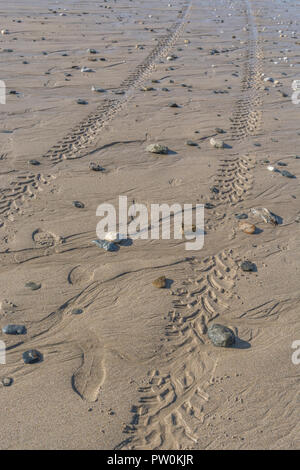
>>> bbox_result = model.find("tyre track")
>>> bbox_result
[117,0,262,449]
[117,250,237,449]
[42,2,193,164]
[230,0,264,141]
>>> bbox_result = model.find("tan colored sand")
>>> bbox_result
[0,0,299,450]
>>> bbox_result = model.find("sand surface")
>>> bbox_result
[0,0,299,450]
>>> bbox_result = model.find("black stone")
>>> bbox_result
[2,325,27,335]
[23,350,42,364]
[208,324,235,347]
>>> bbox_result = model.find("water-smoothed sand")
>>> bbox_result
[0,0,299,449]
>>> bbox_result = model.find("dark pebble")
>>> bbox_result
[25,281,41,290]
[73,201,85,208]
[204,202,215,209]
[235,213,248,220]
[207,324,235,347]
[28,159,40,166]
[280,170,295,178]
[22,350,42,364]
[1,377,13,387]
[2,324,27,335]
[72,308,83,315]
[241,260,256,272]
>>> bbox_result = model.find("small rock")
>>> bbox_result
[207,324,235,347]
[28,159,40,166]
[146,144,169,155]
[186,140,198,146]
[241,260,256,272]
[73,201,85,208]
[25,281,41,291]
[280,170,295,178]
[89,162,104,171]
[168,102,179,108]
[239,221,256,234]
[23,350,42,364]
[204,202,215,209]
[1,377,13,387]
[77,98,88,105]
[91,86,106,93]
[215,128,225,134]
[72,309,83,315]
[2,325,27,335]
[92,239,118,252]
[235,213,248,220]
[210,137,225,149]
[152,276,167,288]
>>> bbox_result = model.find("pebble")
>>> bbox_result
[280,170,295,178]
[207,324,235,347]
[152,276,167,288]
[146,144,169,155]
[241,260,256,272]
[77,99,88,105]
[210,137,225,149]
[1,377,13,387]
[73,201,85,208]
[25,281,41,291]
[168,102,179,108]
[186,140,198,146]
[72,309,83,315]
[204,202,215,209]
[239,221,256,234]
[28,159,40,166]
[2,324,27,335]
[215,128,225,134]
[81,66,94,73]
[23,350,42,364]
[91,86,106,93]
[235,213,248,220]
[92,239,118,252]
[89,162,105,171]
[251,207,279,225]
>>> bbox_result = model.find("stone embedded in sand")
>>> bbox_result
[1,29,9,35]
[91,86,106,93]
[186,140,198,146]
[146,144,169,155]
[92,239,118,252]
[141,86,155,91]
[73,200,85,208]
[77,98,88,105]
[251,207,279,226]
[25,281,41,291]
[1,377,13,387]
[23,350,42,364]
[210,137,225,149]
[204,202,215,209]
[89,162,104,171]
[168,102,179,108]
[2,324,27,335]
[239,221,256,234]
[241,260,256,272]
[280,170,295,178]
[215,127,225,134]
[152,276,167,288]
[87,48,97,54]
[166,54,177,61]
[28,159,40,166]
[207,324,235,347]
[81,66,94,73]
[72,308,83,315]
[235,213,248,220]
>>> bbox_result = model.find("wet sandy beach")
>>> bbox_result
[0,0,299,450]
